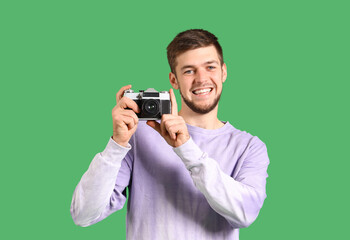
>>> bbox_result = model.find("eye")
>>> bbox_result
[184,70,194,74]
[207,66,216,70]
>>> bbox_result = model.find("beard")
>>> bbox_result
[179,86,222,114]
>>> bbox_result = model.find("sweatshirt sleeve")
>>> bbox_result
[173,137,269,229]
[70,137,133,227]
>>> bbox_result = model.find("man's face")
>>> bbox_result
[169,45,227,114]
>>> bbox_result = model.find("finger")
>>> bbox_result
[119,96,140,113]
[164,120,182,140]
[146,120,161,135]
[120,115,136,130]
[120,109,139,125]
[162,115,184,126]
[167,124,181,140]
[160,117,168,138]
[169,88,178,116]
[161,115,179,140]
[116,85,132,102]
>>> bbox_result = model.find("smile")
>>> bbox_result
[192,88,213,95]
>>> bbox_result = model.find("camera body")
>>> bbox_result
[123,88,171,120]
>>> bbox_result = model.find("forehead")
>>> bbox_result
[175,45,220,69]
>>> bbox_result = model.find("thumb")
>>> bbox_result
[146,120,161,135]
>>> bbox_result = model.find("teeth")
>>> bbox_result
[193,88,212,95]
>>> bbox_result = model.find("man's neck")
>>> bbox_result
[178,106,224,130]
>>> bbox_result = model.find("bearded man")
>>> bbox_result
[71,29,270,240]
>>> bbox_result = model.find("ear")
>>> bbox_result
[222,63,227,83]
[169,72,179,89]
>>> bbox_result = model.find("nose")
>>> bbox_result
[194,68,208,83]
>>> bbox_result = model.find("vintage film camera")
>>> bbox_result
[123,88,171,120]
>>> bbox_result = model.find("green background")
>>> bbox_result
[1,0,349,239]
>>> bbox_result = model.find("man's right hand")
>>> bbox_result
[112,85,140,147]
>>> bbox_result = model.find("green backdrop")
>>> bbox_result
[1,0,349,239]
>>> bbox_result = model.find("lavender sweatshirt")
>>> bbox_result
[71,122,269,239]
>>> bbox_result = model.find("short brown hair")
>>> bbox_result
[166,29,224,74]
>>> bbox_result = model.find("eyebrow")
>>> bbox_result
[205,60,219,65]
[180,60,219,71]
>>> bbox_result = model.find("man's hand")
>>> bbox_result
[112,85,140,147]
[147,89,190,148]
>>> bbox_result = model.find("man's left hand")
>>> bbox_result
[147,89,190,148]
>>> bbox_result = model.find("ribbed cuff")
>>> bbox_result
[101,137,131,165]
[173,137,205,170]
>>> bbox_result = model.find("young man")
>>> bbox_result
[71,29,269,240]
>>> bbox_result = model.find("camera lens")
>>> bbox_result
[143,99,159,115]
[147,104,156,112]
